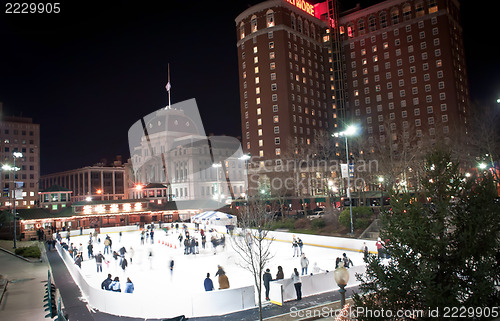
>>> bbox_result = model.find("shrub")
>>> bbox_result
[15,245,41,258]
[269,218,295,230]
[294,218,311,230]
[339,206,374,230]
[311,218,326,229]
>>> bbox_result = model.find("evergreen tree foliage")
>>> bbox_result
[353,150,500,320]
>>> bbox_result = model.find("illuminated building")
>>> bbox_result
[39,158,128,202]
[236,0,469,198]
[0,103,41,209]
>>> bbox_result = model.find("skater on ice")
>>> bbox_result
[204,273,214,291]
[125,277,134,293]
[101,274,112,290]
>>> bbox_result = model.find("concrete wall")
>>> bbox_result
[55,242,255,319]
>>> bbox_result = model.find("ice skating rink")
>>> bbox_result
[70,224,366,296]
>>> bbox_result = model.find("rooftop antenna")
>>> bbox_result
[165,63,172,109]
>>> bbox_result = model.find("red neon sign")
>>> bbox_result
[286,0,315,16]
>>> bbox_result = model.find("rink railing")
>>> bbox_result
[54,241,255,319]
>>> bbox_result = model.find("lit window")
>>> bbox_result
[259,139,263,147]
[256,97,261,104]
[257,118,262,126]
[273,115,279,123]
[258,129,263,136]
[266,11,275,28]
[275,148,281,155]
[251,16,258,32]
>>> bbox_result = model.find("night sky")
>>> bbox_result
[0,0,496,175]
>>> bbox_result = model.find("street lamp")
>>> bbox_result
[11,152,23,249]
[334,261,350,308]
[238,154,251,217]
[332,125,359,235]
[212,163,222,202]
[478,162,487,170]
[378,176,384,211]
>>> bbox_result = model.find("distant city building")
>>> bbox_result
[0,102,41,209]
[130,106,247,204]
[39,157,128,202]
[236,0,469,198]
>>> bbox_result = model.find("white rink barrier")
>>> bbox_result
[58,228,95,238]
[99,225,140,234]
[269,265,366,305]
[229,228,378,254]
[55,242,255,319]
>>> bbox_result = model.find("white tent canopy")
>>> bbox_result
[191,211,237,227]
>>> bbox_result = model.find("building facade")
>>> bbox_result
[337,0,468,151]
[236,0,333,165]
[39,162,127,202]
[236,0,469,197]
[0,104,41,209]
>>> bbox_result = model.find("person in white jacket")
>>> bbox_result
[300,253,309,275]
[291,268,302,300]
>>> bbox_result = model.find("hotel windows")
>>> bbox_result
[254,67,259,74]
[257,108,261,115]
[258,129,263,136]
[427,106,434,113]
[424,73,430,81]
[440,104,447,111]
[428,117,435,125]
[438,81,444,89]
[256,87,260,94]
[259,140,263,147]
[254,56,258,64]
[251,16,257,32]
[272,94,277,101]
[421,42,427,50]
[259,150,264,157]
[437,71,443,78]
[269,52,275,59]
[256,97,261,104]
[271,83,277,91]
[266,11,274,27]
[274,126,279,134]
[435,49,441,57]
[440,92,446,100]
[423,62,429,70]
[275,137,280,145]
[273,105,278,112]
[426,95,432,103]
[273,115,279,123]
[442,115,448,122]
[257,118,262,125]
[253,46,258,54]
[271,73,276,80]
[270,62,276,70]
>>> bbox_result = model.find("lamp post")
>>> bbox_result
[334,261,350,308]
[238,154,251,217]
[12,152,23,249]
[332,125,358,235]
[378,176,384,212]
[212,163,222,202]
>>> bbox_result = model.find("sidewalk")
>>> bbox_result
[0,245,49,321]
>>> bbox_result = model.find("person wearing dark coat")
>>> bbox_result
[120,257,128,271]
[276,266,284,279]
[204,273,214,291]
[263,268,273,300]
[74,253,82,268]
[95,251,105,272]
[101,274,112,290]
[87,242,94,259]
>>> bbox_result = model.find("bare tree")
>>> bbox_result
[230,197,275,321]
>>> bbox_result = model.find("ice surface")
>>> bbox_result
[69,225,365,298]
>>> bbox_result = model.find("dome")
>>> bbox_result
[144,108,201,136]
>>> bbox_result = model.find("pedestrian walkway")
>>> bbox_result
[0,248,49,321]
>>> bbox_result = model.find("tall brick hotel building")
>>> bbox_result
[236,0,468,197]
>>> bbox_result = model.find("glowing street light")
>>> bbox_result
[332,124,359,235]
[478,163,487,170]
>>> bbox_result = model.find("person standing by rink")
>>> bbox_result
[263,268,272,301]
[119,231,122,242]
[125,278,134,293]
[292,237,299,257]
[362,242,369,260]
[300,253,309,275]
[101,274,112,290]
[104,237,111,254]
[110,277,121,292]
[297,238,304,255]
[95,251,105,273]
[376,237,384,259]
[204,273,214,291]
[291,268,302,300]
[215,265,230,289]
[276,266,284,279]
[87,242,94,259]
[150,229,154,244]
[141,231,145,245]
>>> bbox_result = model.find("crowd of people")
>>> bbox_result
[50,223,370,302]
